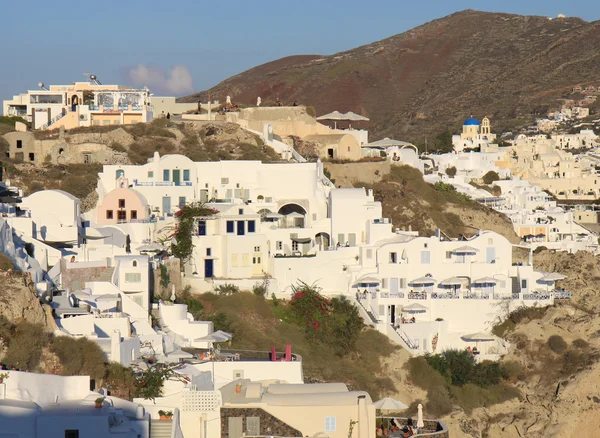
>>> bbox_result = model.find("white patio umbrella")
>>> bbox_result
[286,212,304,218]
[265,212,283,220]
[374,397,408,411]
[439,277,467,286]
[194,330,233,343]
[402,303,428,313]
[472,277,498,284]
[539,272,566,282]
[461,332,497,342]
[417,404,424,429]
[408,276,436,286]
[137,243,166,252]
[451,245,479,253]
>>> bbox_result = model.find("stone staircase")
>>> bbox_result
[150,420,172,438]
[97,267,115,283]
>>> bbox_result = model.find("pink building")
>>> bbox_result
[97,177,149,224]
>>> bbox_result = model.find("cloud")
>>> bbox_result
[125,64,194,95]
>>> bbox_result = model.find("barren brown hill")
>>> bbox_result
[182,10,600,142]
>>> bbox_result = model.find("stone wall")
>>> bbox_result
[59,258,111,291]
[152,258,182,300]
[220,407,302,437]
[324,160,391,188]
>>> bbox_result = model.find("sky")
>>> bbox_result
[1,0,599,100]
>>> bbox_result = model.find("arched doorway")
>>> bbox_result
[278,203,307,228]
[315,232,330,251]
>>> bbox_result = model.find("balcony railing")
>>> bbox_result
[431,292,460,299]
[523,293,551,300]
[493,293,521,300]
[463,293,490,300]
[408,292,427,300]
[553,291,572,299]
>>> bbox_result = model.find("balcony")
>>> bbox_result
[408,292,427,300]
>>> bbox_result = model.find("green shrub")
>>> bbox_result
[4,322,50,370]
[547,335,568,354]
[252,282,267,298]
[492,306,548,338]
[405,357,447,391]
[445,166,457,178]
[109,142,126,152]
[104,362,136,400]
[572,338,589,349]
[305,106,316,118]
[50,336,106,380]
[482,171,500,185]
[214,283,240,296]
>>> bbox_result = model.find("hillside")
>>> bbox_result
[353,165,519,242]
[182,10,600,142]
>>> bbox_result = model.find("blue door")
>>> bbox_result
[237,221,245,236]
[204,259,214,278]
[486,247,496,264]
[162,197,171,215]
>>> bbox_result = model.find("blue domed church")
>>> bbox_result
[452,116,496,152]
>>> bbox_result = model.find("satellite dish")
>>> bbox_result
[38,82,45,89]
[90,74,97,80]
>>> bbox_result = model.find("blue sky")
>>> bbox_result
[1,0,599,100]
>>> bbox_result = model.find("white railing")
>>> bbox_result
[408,292,427,300]
[42,110,67,129]
[523,293,551,300]
[431,293,460,299]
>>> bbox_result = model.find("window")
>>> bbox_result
[312,213,317,221]
[254,246,261,252]
[130,210,137,220]
[488,238,493,244]
[399,278,407,288]
[118,211,126,221]
[148,171,154,178]
[103,120,110,126]
[106,210,113,219]
[337,234,345,246]
[116,169,124,179]
[29,152,35,161]
[82,153,91,164]
[16,140,22,149]
[198,221,207,236]
[65,430,79,438]
[366,249,373,259]
[132,260,138,267]
[118,199,125,208]
[125,273,141,283]
[236,183,240,188]
[232,254,239,267]
[389,252,397,263]
[247,220,256,233]
[325,417,336,432]
[221,177,229,184]
[206,248,212,256]
[424,243,428,248]
[179,196,186,209]
[183,169,190,181]
[521,279,527,289]
[382,278,388,289]
[421,251,431,264]
[292,241,299,251]
[276,241,283,250]
[163,169,170,181]
[226,221,234,233]
[238,208,244,215]
[445,251,452,259]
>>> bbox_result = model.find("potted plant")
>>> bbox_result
[159,410,173,421]
[0,373,8,384]
[94,397,104,408]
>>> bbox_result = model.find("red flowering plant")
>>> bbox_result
[289,281,363,355]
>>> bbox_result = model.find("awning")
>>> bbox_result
[291,237,311,244]
[451,246,479,253]
[439,277,468,286]
[408,276,436,285]
[286,212,305,219]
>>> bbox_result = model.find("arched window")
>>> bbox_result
[116,169,125,179]
[132,260,138,267]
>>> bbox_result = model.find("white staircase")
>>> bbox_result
[150,420,172,438]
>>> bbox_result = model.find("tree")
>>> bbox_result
[433,130,454,153]
[171,202,218,265]
[482,171,500,185]
[445,166,457,178]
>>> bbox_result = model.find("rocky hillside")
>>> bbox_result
[0,274,55,331]
[182,10,600,141]
[354,165,519,242]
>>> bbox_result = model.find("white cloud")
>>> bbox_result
[125,64,194,95]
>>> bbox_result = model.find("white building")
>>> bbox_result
[0,371,150,438]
